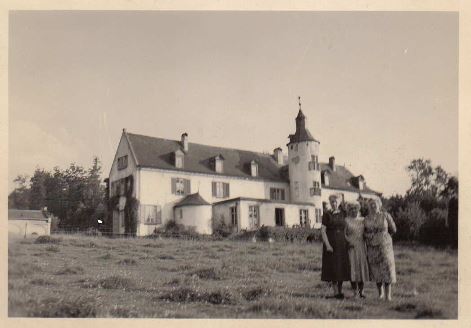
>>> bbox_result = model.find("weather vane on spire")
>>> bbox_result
[298,96,302,111]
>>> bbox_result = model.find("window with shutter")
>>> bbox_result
[184,179,191,194]
[212,182,217,197]
[172,178,188,195]
[213,181,229,198]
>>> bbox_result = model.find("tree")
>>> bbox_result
[8,158,107,231]
[29,168,51,210]
[8,175,30,209]
[405,159,450,213]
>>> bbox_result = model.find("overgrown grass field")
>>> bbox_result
[8,234,457,318]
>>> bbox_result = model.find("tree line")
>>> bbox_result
[8,157,107,231]
[382,159,458,247]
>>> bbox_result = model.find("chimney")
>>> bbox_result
[181,133,188,152]
[274,147,283,165]
[329,156,336,171]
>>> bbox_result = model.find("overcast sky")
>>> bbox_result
[9,11,458,196]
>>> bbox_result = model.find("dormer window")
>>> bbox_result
[213,154,225,173]
[322,171,330,186]
[250,160,258,177]
[357,175,365,190]
[174,149,184,169]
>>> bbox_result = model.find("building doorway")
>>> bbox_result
[249,205,260,230]
[275,208,285,226]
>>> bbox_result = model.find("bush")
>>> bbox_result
[256,226,321,243]
[256,226,271,241]
[393,202,427,242]
[418,208,449,247]
[212,216,233,238]
[152,219,203,240]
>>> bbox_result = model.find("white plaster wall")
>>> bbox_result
[258,202,315,228]
[215,201,315,230]
[8,219,51,238]
[174,205,213,234]
[288,141,321,208]
[139,168,289,225]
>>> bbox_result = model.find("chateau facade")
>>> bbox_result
[108,108,380,236]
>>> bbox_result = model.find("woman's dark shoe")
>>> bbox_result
[359,294,366,299]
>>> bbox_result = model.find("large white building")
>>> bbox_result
[108,108,380,236]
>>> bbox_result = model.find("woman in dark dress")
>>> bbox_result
[321,194,350,299]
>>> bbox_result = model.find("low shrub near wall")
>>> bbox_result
[262,226,322,243]
[150,220,216,241]
[229,226,321,243]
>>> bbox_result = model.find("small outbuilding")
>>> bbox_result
[8,209,52,238]
[173,193,212,234]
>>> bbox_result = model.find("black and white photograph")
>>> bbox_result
[6,6,463,320]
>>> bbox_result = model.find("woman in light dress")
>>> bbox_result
[364,198,397,301]
[344,201,369,298]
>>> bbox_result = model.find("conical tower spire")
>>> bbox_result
[288,96,317,145]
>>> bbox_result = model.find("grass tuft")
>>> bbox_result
[109,307,139,318]
[30,278,57,286]
[98,253,113,260]
[190,267,221,280]
[9,296,96,317]
[55,266,85,275]
[97,276,135,290]
[158,287,233,305]
[117,258,138,265]
[45,245,60,252]
[242,286,270,301]
[414,305,444,319]
[158,254,175,260]
[34,235,62,244]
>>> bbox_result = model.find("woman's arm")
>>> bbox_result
[344,223,354,246]
[321,225,333,251]
[386,212,397,235]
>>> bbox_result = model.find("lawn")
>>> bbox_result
[8,234,457,318]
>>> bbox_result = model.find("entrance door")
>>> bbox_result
[275,208,285,226]
[249,205,260,230]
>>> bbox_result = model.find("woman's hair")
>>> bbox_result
[346,201,361,210]
[328,194,339,202]
[367,198,382,209]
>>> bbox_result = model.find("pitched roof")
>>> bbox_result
[174,193,211,207]
[320,164,380,195]
[126,132,286,182]
[125,131,380,195]
[8,209,49,220]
